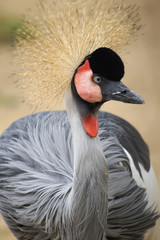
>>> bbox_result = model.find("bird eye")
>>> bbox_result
[93,75,102,84]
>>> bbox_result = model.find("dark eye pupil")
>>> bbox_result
[93,76,101,83]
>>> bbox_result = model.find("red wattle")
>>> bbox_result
[82,114,98,138]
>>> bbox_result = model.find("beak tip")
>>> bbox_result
[137,96,145,104]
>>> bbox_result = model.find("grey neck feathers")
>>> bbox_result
[64,86,108,240]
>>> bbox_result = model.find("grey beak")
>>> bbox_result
[102,81,144,104]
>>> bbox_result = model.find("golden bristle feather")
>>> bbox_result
[14,0,142,111]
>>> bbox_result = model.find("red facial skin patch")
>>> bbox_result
[82,114,98,138]
[74,60,102,103]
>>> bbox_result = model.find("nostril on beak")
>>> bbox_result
[121,90,127,94]
[112,90,127,96]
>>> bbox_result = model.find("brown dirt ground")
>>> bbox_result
[0,0,160,239]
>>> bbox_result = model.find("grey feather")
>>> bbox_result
[0,111,159,240]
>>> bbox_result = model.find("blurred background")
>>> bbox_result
[0,0,160,239]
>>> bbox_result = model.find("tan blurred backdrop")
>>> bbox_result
[0,0,160,239]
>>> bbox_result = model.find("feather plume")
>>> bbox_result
[14,0,142,110]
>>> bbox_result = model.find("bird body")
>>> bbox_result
[0,0,159,239]
[0,110,159,240]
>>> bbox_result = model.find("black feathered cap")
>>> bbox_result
[87,47,124,81]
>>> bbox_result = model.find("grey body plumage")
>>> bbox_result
[0,111,158,239]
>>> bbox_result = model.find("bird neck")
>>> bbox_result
[65,86,108,240]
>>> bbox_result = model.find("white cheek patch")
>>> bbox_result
[74,61,102,103]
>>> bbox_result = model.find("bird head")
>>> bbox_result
[14,0,142,111]
[73,47,144,107]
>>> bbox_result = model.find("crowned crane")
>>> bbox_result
[0,0,159,240]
